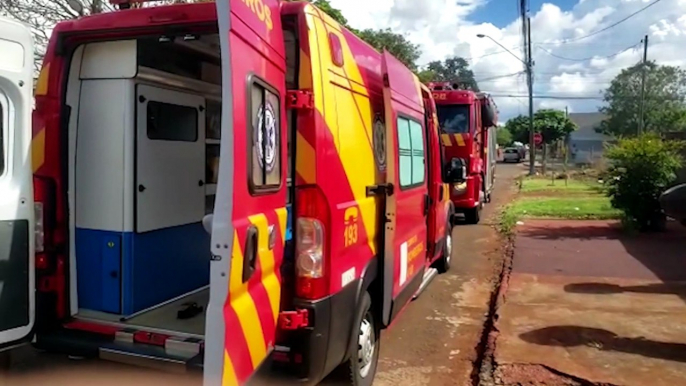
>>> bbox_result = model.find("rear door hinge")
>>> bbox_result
[278,309,310,330]
[286,90,314,110]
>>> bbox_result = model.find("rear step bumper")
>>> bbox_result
[35,324,204,374]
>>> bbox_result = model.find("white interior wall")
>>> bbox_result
[66,46,84,316]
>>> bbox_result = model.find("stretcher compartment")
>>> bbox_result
[67,34,223,323]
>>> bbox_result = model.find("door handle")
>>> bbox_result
[242,225,258,283]
[138,184,146,193]
[198,180,205,187]
[423,194,431,216]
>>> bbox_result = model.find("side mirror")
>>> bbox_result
[446,158,467,183]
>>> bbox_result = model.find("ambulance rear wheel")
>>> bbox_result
[344,292,379,386]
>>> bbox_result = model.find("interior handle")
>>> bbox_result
[242,225,258,283]
[138,184,146,193]
[198,180,205,187]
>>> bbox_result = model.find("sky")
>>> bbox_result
[327,0,686,122]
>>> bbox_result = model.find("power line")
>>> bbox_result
[538,0,663,45]
[535,42,642,62]
[476,71,525,82]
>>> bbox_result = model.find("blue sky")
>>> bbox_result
[330,0,686,122]
[469,0,578,28]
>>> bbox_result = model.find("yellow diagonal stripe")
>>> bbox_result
[229,232,267,369]
[454,134,466,146]
[31,129,45,173]
[248,214,281,326]
[441,134,452,147]
[222,351,239,386]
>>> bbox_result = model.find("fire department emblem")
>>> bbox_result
[254,102,277,172]
[373,115,386,170]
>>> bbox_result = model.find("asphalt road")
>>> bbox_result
[0,163,523,386]
[373,163,521,386]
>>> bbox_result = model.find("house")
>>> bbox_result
[567,112,611,165]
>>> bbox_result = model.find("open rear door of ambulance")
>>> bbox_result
[206,1,288,385]
[0,17,35,350]
[380,50,430,327]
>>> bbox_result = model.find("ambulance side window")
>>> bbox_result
[146,101,199,142]
[397,116,426,189]
[249,78,282,193]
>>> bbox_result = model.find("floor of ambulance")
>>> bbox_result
[77,288,208,337]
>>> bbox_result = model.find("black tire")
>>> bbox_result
[340,292,379,386]
[437,219,453,273]
[465,206,481,224]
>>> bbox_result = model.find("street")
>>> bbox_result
[0,164,522,386]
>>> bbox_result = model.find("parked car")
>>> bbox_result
[660,183,686,226]
[503,147,522,163]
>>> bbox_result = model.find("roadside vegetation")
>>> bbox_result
[499,176,621,234]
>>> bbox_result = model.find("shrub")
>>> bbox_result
[604,133,684,231]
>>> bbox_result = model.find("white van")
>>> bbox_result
[0,16,36,351]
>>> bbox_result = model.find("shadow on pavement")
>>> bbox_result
[564,282,686,296]
[519,326,686,363]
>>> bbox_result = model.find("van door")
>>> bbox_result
[0,17,35,349]
[205,1,288,385]
[380,51,430,326]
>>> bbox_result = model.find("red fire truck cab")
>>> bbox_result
[428,82,498,224]
[0,1,461,385]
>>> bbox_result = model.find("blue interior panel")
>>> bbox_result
[77,224,210,316]
[124,223,210,315]
[76,229,122,314]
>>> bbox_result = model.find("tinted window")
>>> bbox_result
[505,149,517,154]
[436,104,470,134]
[147,101,199,141]
[397,116,426,188]
[250,81,281,190]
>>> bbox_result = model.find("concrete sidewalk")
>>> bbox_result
[494,220,686,386]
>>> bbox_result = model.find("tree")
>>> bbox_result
[505,109,576,145]
[599,61,686,137]
[503,115,531,144]
[496,127,512,147]
[605,133,684,231]
[306,0,351,29]
[423,57,479,91]
[357,28,421,71]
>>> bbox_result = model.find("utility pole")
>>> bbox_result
[638,34,649,135]
[526,16,535,176]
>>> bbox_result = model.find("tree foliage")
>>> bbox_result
[599,61,686,137]
[605,133,684,231]
[505,109,577,145]
[356,28,421,71]
[496,127,512,147]
[421,57,479,91]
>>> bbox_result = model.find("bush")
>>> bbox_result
[604,133,684,231]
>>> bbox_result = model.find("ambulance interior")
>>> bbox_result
[66,27,298,338]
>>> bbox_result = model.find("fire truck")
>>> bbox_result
[0,1,463,385]
[427,82,498,224]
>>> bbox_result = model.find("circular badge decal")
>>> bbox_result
[373,115,386,170]
[254,103,277,172]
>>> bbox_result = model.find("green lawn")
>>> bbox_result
[520,178,603,194]
[509,196,621,220]
[500,178,621,234]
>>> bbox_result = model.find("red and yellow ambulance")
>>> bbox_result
[0,1,464,385]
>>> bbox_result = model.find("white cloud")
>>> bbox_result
[330,0,686,121]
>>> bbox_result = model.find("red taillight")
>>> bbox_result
[295,187,330,300]
[33,176,55,270]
